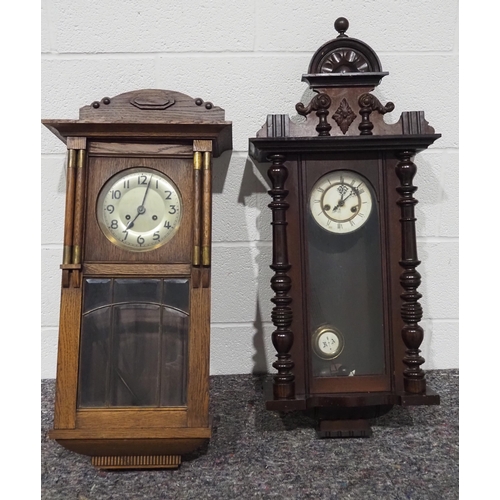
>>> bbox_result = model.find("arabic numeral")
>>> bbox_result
[111,190,121,199]
[153,231,160,241]
[110,220,118,229]
[169,205,177,214]
[137,235,145,246]
[165,190,172,200]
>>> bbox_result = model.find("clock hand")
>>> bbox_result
[123,175,153,231]
[332,188,352,211]
[140,175,153,207]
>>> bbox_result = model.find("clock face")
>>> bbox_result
[97,167,182,252]
[309,170,373,234]
[312,326,344,360]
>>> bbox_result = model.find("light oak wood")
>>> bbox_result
[202,152,212,266]
[88,142,193,157]
[82,263,190,276]
[55,437,209,458]
[76,408,188,429]
[53,286,82,429]
[62,149,77,265]
[193,152,202,266]
[50,427,211,440]
[44,88,231,468]
[92,455,181,469]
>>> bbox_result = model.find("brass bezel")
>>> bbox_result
[96,167,183,253]
[311,325,345,360]
[309,169,373,234]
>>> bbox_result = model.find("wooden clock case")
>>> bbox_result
[249,18,441,437]
[43,89,232,468]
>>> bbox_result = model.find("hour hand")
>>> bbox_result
[124,204,145,230]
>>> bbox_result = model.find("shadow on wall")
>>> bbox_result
[212,150,232,195]
[239,156,272,375]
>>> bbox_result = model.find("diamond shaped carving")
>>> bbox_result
[332,98,356,134]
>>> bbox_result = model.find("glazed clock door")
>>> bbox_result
[78,276,190,408]
[303,156,392,394]
[76,154,200,420]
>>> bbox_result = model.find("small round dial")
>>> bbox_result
[309,170,373,234]
[312,326,344,360]
[97,167,182,252]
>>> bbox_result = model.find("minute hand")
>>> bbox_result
[123,175,153,231]
[332,189,355,212]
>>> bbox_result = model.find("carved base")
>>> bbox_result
[400,387,440,406]
[92,455,181,469]
[317,419,372,439]
[273,380,296,400]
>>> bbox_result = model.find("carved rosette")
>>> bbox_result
[396,150,427,394]
[267,154,295,400]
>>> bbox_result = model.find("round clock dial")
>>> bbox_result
[309,170,373,234]
[312,326,344,360]
[97,167,182,252]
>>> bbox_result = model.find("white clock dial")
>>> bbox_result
[97,167,182,252]
[309,170,373,234]
[312,326,344,360]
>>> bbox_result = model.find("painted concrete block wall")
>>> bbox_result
[41,0,459,378]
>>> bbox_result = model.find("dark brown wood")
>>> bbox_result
[296,93,332,136]
[267,154,295,400]
[318,419,372,438]
[396,150,427,395]
[43,89,231,468]
[248,17,441,437]
[358,93,395,135]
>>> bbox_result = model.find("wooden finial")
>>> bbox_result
[334,17,349,37]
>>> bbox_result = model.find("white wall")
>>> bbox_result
[41,0,459,378]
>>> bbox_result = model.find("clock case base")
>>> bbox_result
[50,431,210,469]
[264,380,439,410]
[264,381,439,438]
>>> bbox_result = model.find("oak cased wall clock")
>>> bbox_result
[43,89,232,468]
[249,18,440,437]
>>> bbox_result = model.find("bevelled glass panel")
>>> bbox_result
[110,304,161,406]
[78,278,190,408]
[160,307,188,406]
[83,278,111,312]
[114,278,161,304]
[163,279,189,313]
[78,307,111,407]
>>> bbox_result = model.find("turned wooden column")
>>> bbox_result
[267,153,295,399]
[396,150,426,394]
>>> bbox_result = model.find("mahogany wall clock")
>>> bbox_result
[249,18,440,437]
[43,89,232,468]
